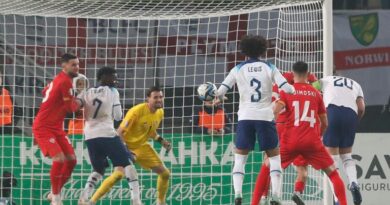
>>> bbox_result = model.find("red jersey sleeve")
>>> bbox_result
[60,80,79,113]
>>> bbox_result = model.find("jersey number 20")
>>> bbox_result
[292,100,316,127]
[333,77,353,90]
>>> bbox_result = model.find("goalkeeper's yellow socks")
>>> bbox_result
[157,169,170,203]
[90,170,124,203]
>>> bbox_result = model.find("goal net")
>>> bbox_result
[0,0,331,204]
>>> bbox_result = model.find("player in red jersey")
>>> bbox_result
[252,64,318,205]
[272,62,347,205]
[32,53,83,205]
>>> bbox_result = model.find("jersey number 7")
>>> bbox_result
[93,98,102,119]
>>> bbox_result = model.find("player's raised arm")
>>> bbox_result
[216,68,236,101]
[272,66,295,94]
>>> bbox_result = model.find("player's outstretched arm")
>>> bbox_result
[273,68,295,94]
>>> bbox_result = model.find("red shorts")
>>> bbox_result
[33,128,75,158]
[280,140,333,170]
[277,123,309,167]
[292,155,309,167]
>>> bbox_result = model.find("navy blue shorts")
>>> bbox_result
[323,104,358,148]
[235,120,279,151]
[86,136,134,172]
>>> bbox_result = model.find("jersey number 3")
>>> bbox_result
[292,100,316,127]
[250,78,261,102]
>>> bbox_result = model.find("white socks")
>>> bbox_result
[232,153,248,198]
[125,165,141,201]
[340,153,358,186]
[80,171,103,201]
[269,155,282,198]
[331,154,340,169]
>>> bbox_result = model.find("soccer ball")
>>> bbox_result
[197,82,217,101]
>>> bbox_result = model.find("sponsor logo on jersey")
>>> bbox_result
[349,13,378,46]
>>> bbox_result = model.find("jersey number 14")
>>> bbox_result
[292,100,316,127]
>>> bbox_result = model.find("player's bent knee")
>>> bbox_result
[160,169,170,180]
[114,166,125,173]
[66,159,77,170]
[112,170,125,180]
[265,147,280,158]
[323,165,337,176]
[52,153,66,162]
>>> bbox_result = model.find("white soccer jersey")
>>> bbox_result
[319,76,364,114]
[79,86,122,140]
[218,59,291,121]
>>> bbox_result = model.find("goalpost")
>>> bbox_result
[0,0,333,205]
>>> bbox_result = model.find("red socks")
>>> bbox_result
[294,181,305,193]
[50,161,64,194]
[251,164,270,205]
[328,170,347,205]
[60,159,77,188]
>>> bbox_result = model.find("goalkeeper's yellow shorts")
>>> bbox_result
[131,143,163,170]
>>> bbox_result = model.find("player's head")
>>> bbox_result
[146,86,164,110]
[292,61,309,82]
[61,53,79,77]
[240,35,267,59]
[97,66,117,87]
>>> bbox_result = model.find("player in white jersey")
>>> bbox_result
[215,35,295,205]
[313,75,365,205]
[78,67,142,205]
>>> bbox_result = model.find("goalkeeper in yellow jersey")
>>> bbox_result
[117,86,172,205]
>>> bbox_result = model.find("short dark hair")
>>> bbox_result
[97,66,116,81]
[146,86,162,97]
[292,61,308,74]
[240,35,268,59]
[61,53,78,63]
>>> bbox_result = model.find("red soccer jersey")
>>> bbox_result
[272,72,318,123]
[278,83,326,142]
[33,71,78,132]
